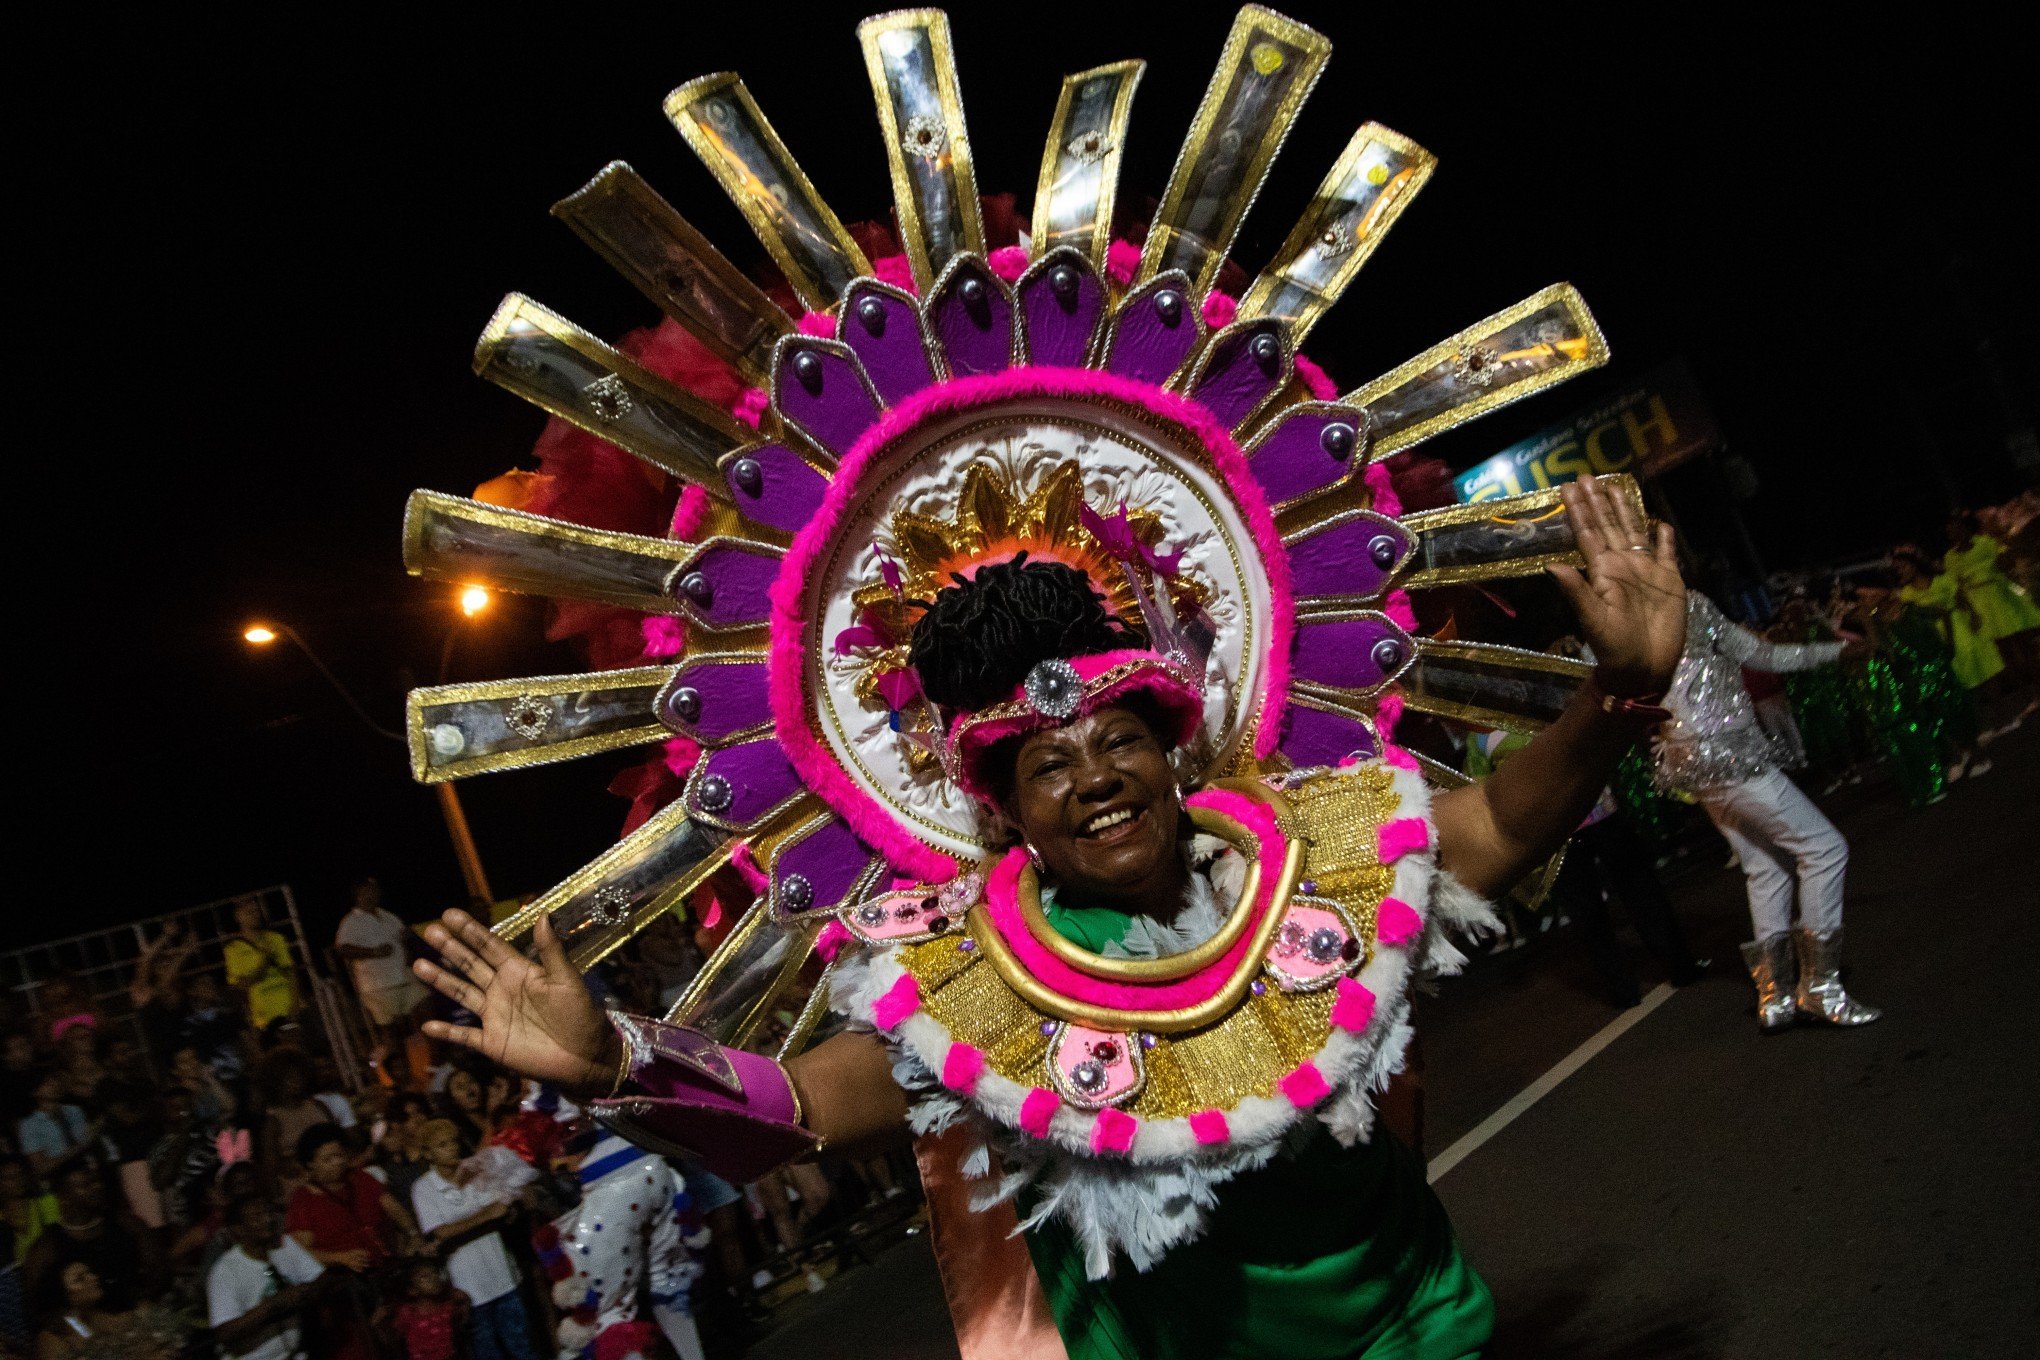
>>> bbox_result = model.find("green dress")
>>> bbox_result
[1859,604,1981,807]
[1901,574,2003,690]
[1028,900,1495,1359]
[1945,535,2040,642]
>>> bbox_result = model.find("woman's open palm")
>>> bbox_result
[1549,474,1687,696]
[412,910,614,1093]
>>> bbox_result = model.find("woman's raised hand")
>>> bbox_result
[1549,474,1687,699]
[411,910,617,1095]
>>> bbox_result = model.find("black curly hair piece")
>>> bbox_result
[908,555,1141,712]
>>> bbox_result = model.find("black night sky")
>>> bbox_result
[30,4,2031,947]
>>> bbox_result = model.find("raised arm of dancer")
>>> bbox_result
[412,912,908,1172]
[1433,476,1686,899]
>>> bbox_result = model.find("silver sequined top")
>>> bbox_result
[1653,594,1843,794]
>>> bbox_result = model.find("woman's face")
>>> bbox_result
[234,899,263,933]
[1005,706,1182,906]
[447,1070,481,1112]
[61,1261,102,1311]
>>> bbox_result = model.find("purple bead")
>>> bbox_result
[958,939,976,952]
[1250,979,1267,996]
[1040,1021,1057,1036]
[1300,879,1318,895]
[1139,1033,1157,1050]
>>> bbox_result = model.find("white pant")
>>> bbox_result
[1700,767,1849,940]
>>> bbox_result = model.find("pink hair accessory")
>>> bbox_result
[1188,1109,1230,1146]
[940,1042,987,1093]
[870,974,921,1030]
[1380,744,1419,772]
[660,737,701,780]
[1200,290,1238,329]
[1090,1107,1137,1155]
[1019,1087,1060,1138]
[1330,976,1377,1032]
[1376,898,1422,947]
[1374,691,1406,741]
[796,311,836,338]
[1278,1061,1332,1108]
[1377,817,1430,863]
[946,648,1204,800]
[728,841,770,894]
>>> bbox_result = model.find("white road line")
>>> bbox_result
[1427,981,1675,1184]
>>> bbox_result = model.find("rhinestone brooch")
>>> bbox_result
[1023,658,1083,720]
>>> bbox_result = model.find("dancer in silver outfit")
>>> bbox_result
[1655,594,1883,1032]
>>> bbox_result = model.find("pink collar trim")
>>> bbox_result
[976,786,1286,1013]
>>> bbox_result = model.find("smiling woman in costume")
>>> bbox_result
[413,474,1684,1360]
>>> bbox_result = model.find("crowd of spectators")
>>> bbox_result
[0,879,922,1359]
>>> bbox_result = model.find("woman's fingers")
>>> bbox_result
[533,911,575,983]
[420,1019,491,1056]
[446,909,519,972]
[422,923,496,993]
[1608,478,1650,547]
[411,958,485,1015]
[1654,521,1679,570]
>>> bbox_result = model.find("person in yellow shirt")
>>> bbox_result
[223,896,302,1034]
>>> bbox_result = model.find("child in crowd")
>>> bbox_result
[390,1258,469,1360]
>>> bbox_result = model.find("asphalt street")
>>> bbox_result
[746,727,2040,1358]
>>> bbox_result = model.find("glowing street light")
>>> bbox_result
[459,585,491,618]
[243,625,278,645]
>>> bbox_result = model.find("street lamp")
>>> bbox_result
[240,606,495,904]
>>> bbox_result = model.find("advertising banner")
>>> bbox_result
[1453,359,1719,502]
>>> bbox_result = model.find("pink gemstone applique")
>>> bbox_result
[1263,901,1364,993]
[842,891,951,944]
[1045,1022,1145,1109]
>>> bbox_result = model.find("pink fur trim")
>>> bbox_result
[975,787,1287,1011]
[797,311,836,338]
[641,615,686,659]
[1374,691,1405,741]
[729,841,769,894]
[732,387,768,430]
[873,255,917,294]
[1104,239,1140,286]
[1090,1107,1137,1155]
[1201,290,1238,329]
[1363,461,1402,518]
[1384,589,1418,632]
[1188,1109,1230,1145]
[1380,743,1419,772]
[661,737,701,779]
[1376,897,1422,947]
[815,919,853,962]
[669,483,713,540]
[1279,1061,1332,1108]
[987,246,1029,282]
[1293,353,1338,401]
[766,368,1293,881]
[1330,976,1377,1032]
[941,1042,986,1093]
[1019,1087,1060,1138]
[870,974,921,1030]
[1377,817,1430,863]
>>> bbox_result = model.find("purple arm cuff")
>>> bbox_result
[589,1015,818,1184]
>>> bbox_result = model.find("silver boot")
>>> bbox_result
[1791,928,1882,1025]
[1740,934,1798,1034]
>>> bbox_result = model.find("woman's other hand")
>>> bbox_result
[1548,474,1687,698]
[411,911,616,1095]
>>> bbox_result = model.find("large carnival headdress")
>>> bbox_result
[401,7,1633,1050]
